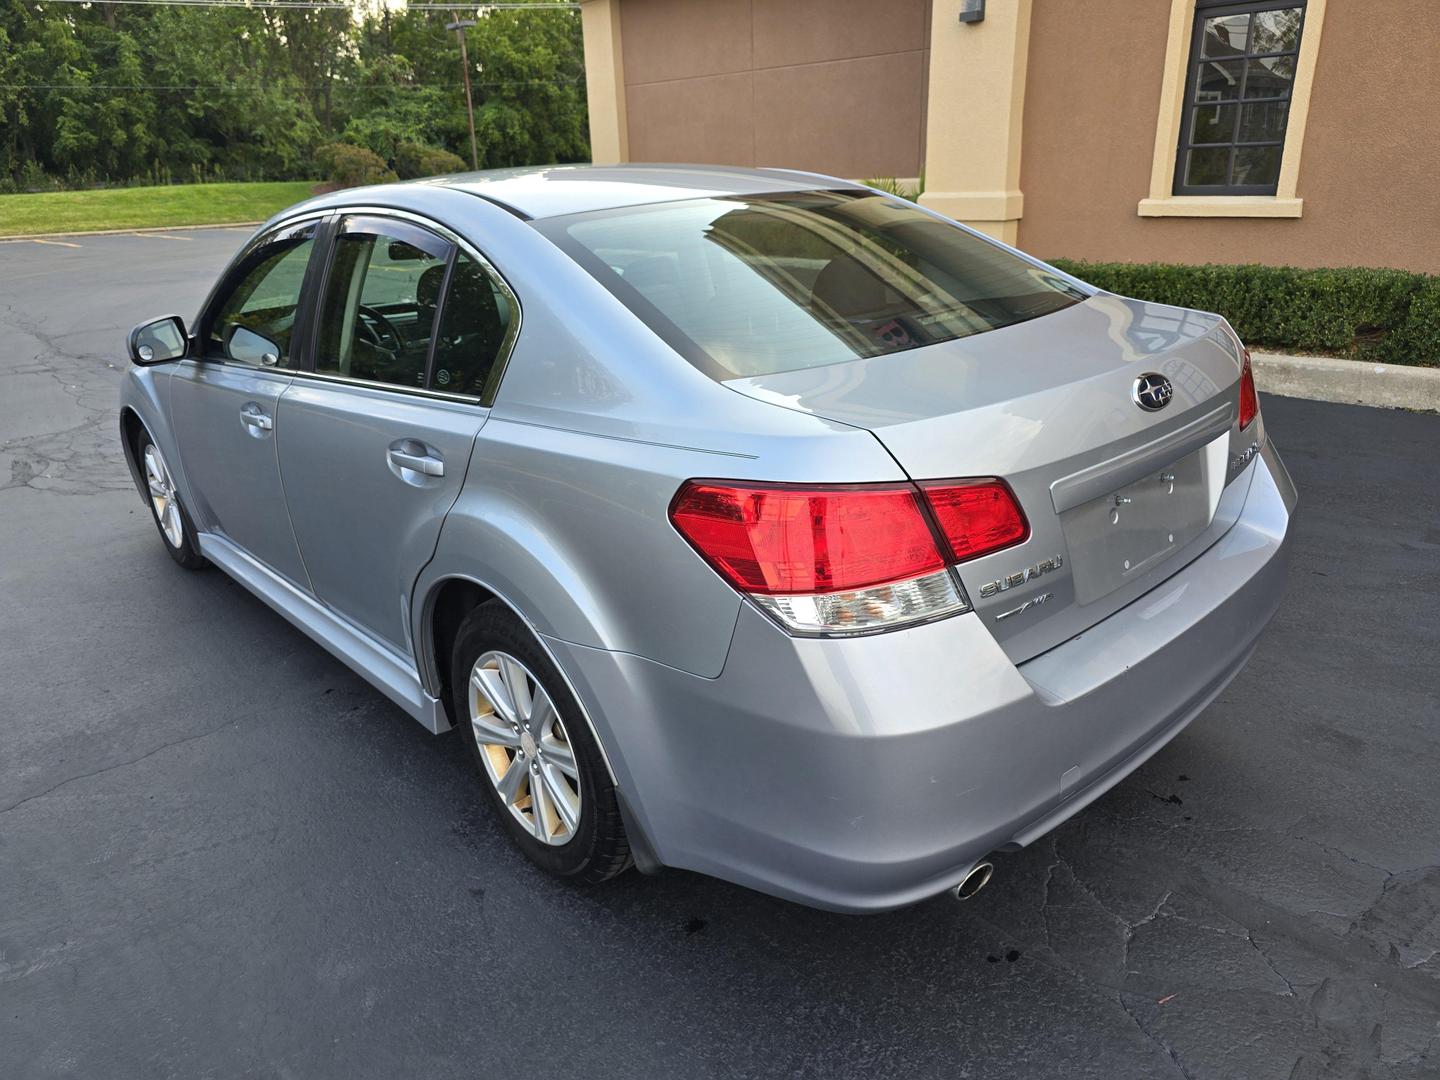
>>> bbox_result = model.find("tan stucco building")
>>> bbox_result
[579,0,1440,273]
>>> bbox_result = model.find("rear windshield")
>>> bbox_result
[536,190,1087,379]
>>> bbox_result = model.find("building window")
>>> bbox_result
[1173,0,1306,195]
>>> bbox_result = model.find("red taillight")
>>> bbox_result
[1239,348,1259,430]
[669,481,944,595]
[919,479,1029,563]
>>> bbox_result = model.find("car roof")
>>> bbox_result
[425,163,865,219]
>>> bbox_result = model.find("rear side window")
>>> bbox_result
[537,191,1087,379]
[429,253,514,397]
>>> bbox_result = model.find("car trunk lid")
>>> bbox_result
[726,293,1258,663]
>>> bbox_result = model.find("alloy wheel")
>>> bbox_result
[143,442,184,549]
[469,650,582,846]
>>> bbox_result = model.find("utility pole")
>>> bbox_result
[446,19,480,170]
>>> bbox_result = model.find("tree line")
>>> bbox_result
[0,0,589,192]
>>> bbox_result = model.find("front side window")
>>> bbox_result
[313,218,452,390]
[1175,0,1306,195]
[206,222,317,368]
[537,191,1086,380]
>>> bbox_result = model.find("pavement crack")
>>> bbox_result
[1039,843,1060,951]
[1247,931,1299,996]
[0,720,235,816]
[1118,992,1197,1080]
[1055,849,1128,928]
[964,904,1175,1064]
[1289,832,1395,877]
[1123,889,1174,972]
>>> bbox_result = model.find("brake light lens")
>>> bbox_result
[669,477,1028,634]
[668,482,944,595]
[919,479,1029,562]
[1239,347,1259,430]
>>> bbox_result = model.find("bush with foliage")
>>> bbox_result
[1050,260,1440,368]
[316,143,396,188]
[394,142,468,180]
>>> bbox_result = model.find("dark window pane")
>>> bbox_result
[1185,146,1231,187]
[429,254,512,396]
[1196,58,1244,101]
[1191,103,1238,144]
[1243,54,1295,98]
[1200,13,1249,57]
[1239,100,1289,142]
[207,227,315,368]
[1233,145,1282,186]
[314,230,448,388]
[1251,7,1303,53]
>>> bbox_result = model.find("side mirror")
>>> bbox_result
[128,315,189,365]
[225,325,282,368]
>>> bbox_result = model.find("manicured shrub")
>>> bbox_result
[1049,260,1440,368]
[394,143,468,180]
[315,142,396,189]
[1386,276,1440,368]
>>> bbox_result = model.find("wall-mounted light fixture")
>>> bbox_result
[958,0,985,23]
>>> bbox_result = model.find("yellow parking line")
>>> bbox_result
[29,238,82,248]
[127,232,194,241]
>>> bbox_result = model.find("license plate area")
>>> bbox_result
[1060,434,1228,605]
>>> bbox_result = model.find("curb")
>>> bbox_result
[0,221,261,242]
[1251,352,1440,413]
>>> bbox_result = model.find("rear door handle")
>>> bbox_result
[239,403,273,431]
[387,441,444,477]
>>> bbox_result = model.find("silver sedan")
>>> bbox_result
[119,165,1295,912]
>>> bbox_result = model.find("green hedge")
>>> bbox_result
[1048,260,1440,368]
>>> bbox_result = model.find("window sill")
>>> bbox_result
[1138,196,1304,219]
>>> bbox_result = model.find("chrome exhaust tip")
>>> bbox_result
[951,860,994,901]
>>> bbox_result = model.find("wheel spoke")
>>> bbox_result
[528,768,553,841]
[470,711,520,748]
[148,479,167,499]
[529,689,556,738]
[472,665,518,725]
[495,754,526,806]
[500,656,534,722]
[540,765,579,835]
[163,503,183,544]
[540,736,577,780]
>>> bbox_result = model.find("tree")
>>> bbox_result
[0,0,590,188]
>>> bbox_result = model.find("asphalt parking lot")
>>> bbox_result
[2,228,1438,1079]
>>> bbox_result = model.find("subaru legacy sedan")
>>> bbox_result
[120,165,1295,912]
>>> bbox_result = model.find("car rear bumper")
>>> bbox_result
[547,440,1297,913]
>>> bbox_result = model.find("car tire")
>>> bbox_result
[136,429,208,570]
[451,600,630,883]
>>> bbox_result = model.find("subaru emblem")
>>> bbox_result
[1132,372,1174,412]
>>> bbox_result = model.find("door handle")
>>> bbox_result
[240,403,273,431]
[387,442,444,477]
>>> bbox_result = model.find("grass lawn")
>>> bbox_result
[0,181,318,237]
